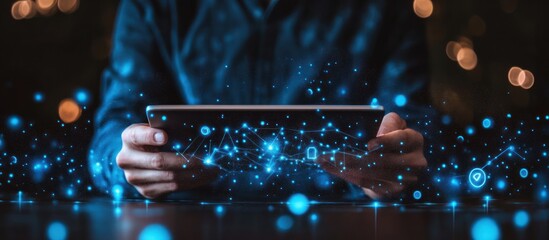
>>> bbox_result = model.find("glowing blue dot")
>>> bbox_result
[161,115,167,121]
[204,157,213,165]
[111,184,123,200]
[441,115,452,125]
[519,168,528,178]
[138,224,172,240]
[7,115,23,130]
[47,222,67,240]
[287,193,309,215]
[276,215,293,232]
[471,217,499,240]
[74,89,90,105]
[200,126,211,136]
[482,118,493,129]
[514,211,529,228]
[496,180,506,190]
[394,94,407,107]
[34,92,44,102]
[466,126,476,136]
[215,205,224,216]
[310,213,318,222]
[413,190,422,200]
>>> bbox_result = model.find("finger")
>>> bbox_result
[117,149,202,170]
[367,129,423,153]
[125,168,220,185]
[122,123,167,147]
[136,182,178,199]
[376,112,407,137]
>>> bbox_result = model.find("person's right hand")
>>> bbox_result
[116,123,219,199]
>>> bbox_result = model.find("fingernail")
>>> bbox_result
[368,142,379,151]
[154,132,165,143]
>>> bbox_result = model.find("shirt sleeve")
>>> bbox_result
[88,0,179,196]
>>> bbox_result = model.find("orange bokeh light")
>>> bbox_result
[413,0,433,19]
[508,66,522,86]
[58,0,79,13]
[58,98,82,123]
[519,70,535,89]
[456,47,477,70]
[445,41,462,61]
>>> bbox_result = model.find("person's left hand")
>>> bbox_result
[317,112,427,200]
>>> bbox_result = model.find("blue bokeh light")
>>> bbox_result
[514,211,529,228]
[519,168,528,178]
[287,193,310,215]
[394,94,407,107]
[47,221,67,240]
[471,217,500,240]
[276,215,294,232]
[111,184,124,201]
[34,92,44,102]
[138,224,172,240]
[200,126,211,136]
[7,115,23,130]
[482,118,493,129]
[466,126,476,136]
[74,88,90,105]
[413,190,422,200]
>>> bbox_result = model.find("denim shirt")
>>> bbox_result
[88,0,432,199]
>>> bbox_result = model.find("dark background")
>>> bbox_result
[0,0,547,200]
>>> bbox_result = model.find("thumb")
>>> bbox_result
[376,112,407,137]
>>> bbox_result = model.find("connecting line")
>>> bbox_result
[481,146,526,169]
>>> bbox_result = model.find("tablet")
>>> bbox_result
[146,105,384,172]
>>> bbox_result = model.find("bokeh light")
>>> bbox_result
[514,211,529,228]
[456,47,478,70]
[138,224,172,240]
[11,0,37,20]
[7,115,23,130]
[287,193,310,215]
[507,66,522,86]
[58,0,79,14]
[471,217,500,240]
[445,41,462,61]
[413,0,434,19]
[518,69,534,89]
[58,98,82,124]
[36,0,57,14]
[276,215,294,232]
[47,221,67,240]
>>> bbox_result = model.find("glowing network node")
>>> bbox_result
[306,147,317,160]
[413,190,422,200]
[468,168,487,188]
[394,94,407,107]
[287,193,310,215]
[514,211,529,228]
[276,215,294,232]
[47,221,67,240]
[482,118,493,129]
[138,224,172,240]
[471,217,500,240]
[496,180,506,190]
[204,157,213,165]
[519,168,528,178]
[200,126,211,136]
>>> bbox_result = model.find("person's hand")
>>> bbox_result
[116,123,219,199]
[317,112,426,200]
